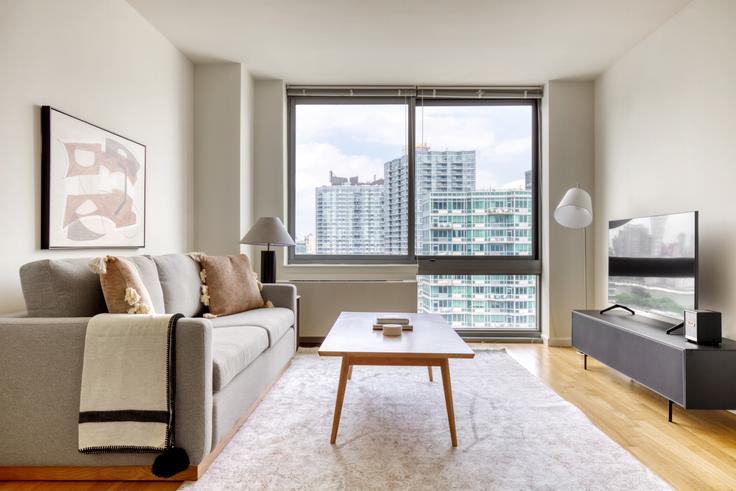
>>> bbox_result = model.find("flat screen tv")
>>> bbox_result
[607,211,698,321]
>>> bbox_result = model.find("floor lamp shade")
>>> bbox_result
[554,187,593,229]
[240,217,295,283]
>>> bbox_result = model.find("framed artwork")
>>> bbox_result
[41,106,146,249]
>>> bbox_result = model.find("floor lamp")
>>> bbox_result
[554,185,593,308]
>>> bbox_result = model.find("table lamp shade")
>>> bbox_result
[554,187,593,229]
[240,217,295,248]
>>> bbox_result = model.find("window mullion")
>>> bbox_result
[407,97,416,262]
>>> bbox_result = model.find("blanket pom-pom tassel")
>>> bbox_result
[152,447,190,478]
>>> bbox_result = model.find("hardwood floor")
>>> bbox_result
[4,344,735,490]
[499,343,736,491]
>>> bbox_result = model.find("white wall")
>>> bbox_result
[0,0,193,313]
[193,63,254,256]
[542,81,595,345]
[252,79,287,273]
[594,0,736,337]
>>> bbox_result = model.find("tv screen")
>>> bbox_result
[608,211,697,321]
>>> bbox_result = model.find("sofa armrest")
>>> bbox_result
[174,317,213,464]
[0,316,213,467]
[261,283,297,314]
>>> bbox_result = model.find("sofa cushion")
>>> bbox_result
[153,254,203,317]
[20,258,107,317]
[209,307,294,347]
[212,326,269,392]
[20,255,165,317]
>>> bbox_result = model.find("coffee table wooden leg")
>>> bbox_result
[428,366,433,382]
[348,366,353,380]
[330,356,351,444]
[440,359,458,447]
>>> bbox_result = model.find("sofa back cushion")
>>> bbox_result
[20,255,165,317]
[125,256,165,313]
[20,258,106,317]
[152,254,204,317]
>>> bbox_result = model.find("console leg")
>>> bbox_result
[668,400,673,423]
[584,354,587,370]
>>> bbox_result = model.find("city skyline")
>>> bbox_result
[294,146,533,249]
[294,103,533,240]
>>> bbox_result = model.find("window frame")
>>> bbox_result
[287,95,416,264]
[287,95,540,271]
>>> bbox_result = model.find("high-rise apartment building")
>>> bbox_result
[417,274,537,329]
[415,187,536,329]
[384,146,476,254]
[315,172,385,255]
[383,156,409,254]
[416,189,532,256]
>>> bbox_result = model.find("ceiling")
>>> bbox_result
[128,0,690,85]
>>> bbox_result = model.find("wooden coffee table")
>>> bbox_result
[318,312,475,447]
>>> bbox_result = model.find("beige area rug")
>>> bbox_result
[183,349,669,490]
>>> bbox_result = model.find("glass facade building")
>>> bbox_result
[417,275,537,329]
[416,189,533,256]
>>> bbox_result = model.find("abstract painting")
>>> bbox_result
[41,106,146,249]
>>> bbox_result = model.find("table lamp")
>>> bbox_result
[240,217,295,283]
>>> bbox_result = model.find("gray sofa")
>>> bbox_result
[0,253,296,480]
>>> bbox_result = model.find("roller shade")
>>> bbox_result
[286,86,416,97]
[287,85,543,99]
[417,86,543,99]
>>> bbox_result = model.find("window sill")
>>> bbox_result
[281,262,418,282]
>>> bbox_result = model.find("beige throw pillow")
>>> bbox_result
[89,256,154,314]
[198,255,267,317]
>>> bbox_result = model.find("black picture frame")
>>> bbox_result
[41,106,146,249]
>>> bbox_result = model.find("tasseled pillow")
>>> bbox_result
[89,256,155,314]
[188,253,272,318]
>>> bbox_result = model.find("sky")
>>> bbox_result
[294,103,533,241]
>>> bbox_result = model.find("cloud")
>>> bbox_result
[493,136,532,156]
[296,104,407,148]
[499,179,526,190]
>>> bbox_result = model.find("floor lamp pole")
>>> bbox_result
[583,227,588,309]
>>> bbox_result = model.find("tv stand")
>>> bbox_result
[573,310,736,422]
[665,322,684,335]
[599,304,635,315]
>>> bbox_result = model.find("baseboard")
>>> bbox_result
[542,335,572,347]
[299,336,325,347]
[0,358,294,482]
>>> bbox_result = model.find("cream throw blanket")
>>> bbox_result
[78,313,183,454]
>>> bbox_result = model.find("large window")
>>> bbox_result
[291,100,409,258]
[414,102,535,257]
[288,86,541,335]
